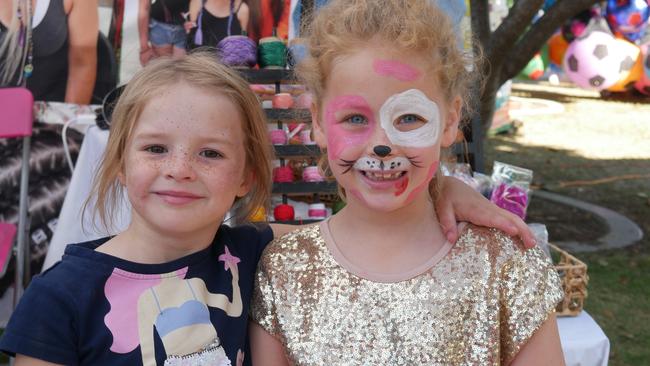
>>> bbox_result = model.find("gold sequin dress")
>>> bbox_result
[252,220,563,365]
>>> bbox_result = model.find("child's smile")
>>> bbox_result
[313,45,460,212]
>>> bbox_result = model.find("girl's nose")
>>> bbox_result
[373,145,392,157]
[164,152,196,181]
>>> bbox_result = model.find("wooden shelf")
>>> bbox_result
[265,108,311,121]
[274,144,321,157]
[272,181,338,194]
[238,69,297,84]
[270,219,324,225]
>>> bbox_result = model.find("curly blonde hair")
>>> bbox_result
[86,52,272,232]
[296,0,477,201]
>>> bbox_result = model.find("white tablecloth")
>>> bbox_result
[43,128,610,366]
[557,311,610,366]
[42,126,130,270]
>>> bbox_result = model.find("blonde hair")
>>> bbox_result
[297,0,478,201]
[0,0,31,86]
[87,52,272,232]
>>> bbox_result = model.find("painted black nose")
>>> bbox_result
[373,145,392,157]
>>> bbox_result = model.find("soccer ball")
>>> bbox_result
[634,42,650,95]
[607,38,643,92]
[563,31,622,90]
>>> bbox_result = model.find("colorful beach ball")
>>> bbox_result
[519,53,546,80]
[634,42,650,95]
[607,38,643,92]
[605,0,650,42]
[563,30,622,90]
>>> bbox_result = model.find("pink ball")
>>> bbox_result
[563,31,622,90]
[634,42,650,95]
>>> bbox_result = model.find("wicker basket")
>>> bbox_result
[549,243,589,317]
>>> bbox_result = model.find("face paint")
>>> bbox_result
[323,95,375,159]
[404,161,439,202]
[379,89,441,148]
[352,156,410,172]
[373,59,421,82]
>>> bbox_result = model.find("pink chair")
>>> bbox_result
[0,87,34,308]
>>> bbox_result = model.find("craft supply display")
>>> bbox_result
[242,69,339,224]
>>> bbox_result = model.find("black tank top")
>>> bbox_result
[150,0,189,26]
[187,1,243,49]
[0,0,68,101]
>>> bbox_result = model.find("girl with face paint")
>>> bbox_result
[250,1,566,365]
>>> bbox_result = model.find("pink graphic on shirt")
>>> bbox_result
[218,246,241,271]
[103,269,181,353]
[324,95,375,160]
[373,59,421,82]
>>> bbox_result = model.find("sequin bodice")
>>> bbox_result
[252,222,563,365]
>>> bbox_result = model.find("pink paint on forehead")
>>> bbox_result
[373,59,421,82]
[323,95,375,159]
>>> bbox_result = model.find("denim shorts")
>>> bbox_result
[149,18,186,49]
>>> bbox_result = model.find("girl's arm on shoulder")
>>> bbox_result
[15,355,63,366]
[249,322,290,366]
[509,313,565,366]
[436,176,536,248]
[65,0,98,104]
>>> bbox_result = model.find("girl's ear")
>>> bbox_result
[311,103,327,149]
[440,96,462,147]
[236,170,253,198]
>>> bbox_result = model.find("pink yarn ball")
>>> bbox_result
[563,31,622,90]
[634,42,650,95]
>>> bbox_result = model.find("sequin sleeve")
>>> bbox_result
[250,248,282,337]
[499,245,564,364]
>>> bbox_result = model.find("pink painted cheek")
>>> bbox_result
[373,59,421,82]
[323,96,375,159]
[403,161,439,202]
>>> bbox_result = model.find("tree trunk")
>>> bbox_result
[469,0,602,134]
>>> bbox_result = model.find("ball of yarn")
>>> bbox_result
[258,37,287,69]
[308,203,327,219]
[302,166,324,182]
[274,204,295,221]
[269,128,287,145]
[217,35,258,68]
[273,166,294,182]
[272,93,294,109]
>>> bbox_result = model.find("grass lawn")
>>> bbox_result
[487,82,650,365]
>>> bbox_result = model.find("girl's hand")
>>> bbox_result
[436,176,536,248]
[184,21,196,33]
[139,46,154,66]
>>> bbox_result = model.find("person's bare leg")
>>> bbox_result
[172,46,187,59]
[152,44,174,59]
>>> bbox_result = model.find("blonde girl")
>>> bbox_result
[250,1,565,365]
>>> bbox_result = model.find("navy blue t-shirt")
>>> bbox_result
[0,224,273,365]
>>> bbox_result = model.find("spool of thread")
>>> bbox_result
[308,203,327,219]
[217,35,258,68]
[295,92,313,109]
[302,166,324,182]
[269,128,287,145]
[300,129,314,144]
[272,93,294,109]
[249,206,266,222]
[258,36,287,69]
[287,42,308,69]
[273,166,294,182]
[274,204,295,221]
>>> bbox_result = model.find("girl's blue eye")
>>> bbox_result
[145,145,167,154]
[394,114,426,132]
[345,114,367,125]
[200,149,223,159]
